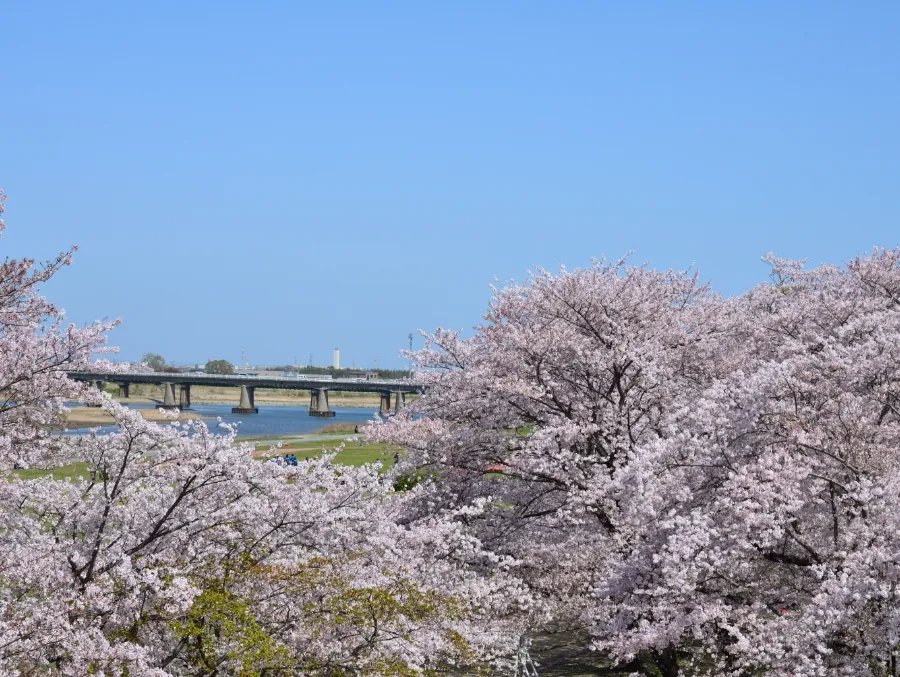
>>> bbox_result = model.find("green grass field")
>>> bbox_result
[10,439,395,482]
[254,441,395,468]
[14,462,91,481]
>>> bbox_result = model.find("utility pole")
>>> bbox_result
[408,333,413,378]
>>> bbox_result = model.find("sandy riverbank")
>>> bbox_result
[64,406,204,428]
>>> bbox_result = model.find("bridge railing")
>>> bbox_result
[66,371,420,387]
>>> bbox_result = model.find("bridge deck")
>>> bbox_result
[67,371,423,394]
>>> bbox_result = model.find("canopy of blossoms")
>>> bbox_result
[370,251,900,677]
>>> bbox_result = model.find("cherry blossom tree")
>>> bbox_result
[0,190,523,676]
[371,252,900,676]
[369,257,737,674]
[0,409,525,676]
[603,251,900,676]
[0,191,114,471]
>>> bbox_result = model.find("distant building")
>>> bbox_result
[333,348,340,370]
[233,368,333,380]
[343,370,377,380]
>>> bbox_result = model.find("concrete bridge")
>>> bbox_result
[66,371,423,417]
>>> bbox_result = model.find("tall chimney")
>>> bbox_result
[333,348,340,370]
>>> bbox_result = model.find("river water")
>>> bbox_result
[63,403,380,438]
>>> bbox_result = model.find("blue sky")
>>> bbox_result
[2,2,899,368]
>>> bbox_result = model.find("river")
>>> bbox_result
[63,402,380,438]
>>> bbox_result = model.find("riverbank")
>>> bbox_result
[59,402,380,439]
[63,406,204,429]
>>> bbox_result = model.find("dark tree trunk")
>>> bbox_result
[654,646,680,677]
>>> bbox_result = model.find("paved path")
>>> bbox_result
[238,433,360,447]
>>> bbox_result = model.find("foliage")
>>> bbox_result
[370,252,900,676]
[205,358,234,375]
[141,352,167,371]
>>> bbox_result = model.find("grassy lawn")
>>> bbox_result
[255,441,395,468]
[13,462,91,481]
[251,439,373,453]
[9,443,395,482]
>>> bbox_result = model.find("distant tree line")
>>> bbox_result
[140,353,407,378]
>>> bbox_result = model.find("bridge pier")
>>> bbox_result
[65,372,424,417]
[232,385,258,414]
[309,388,335,417]
[86,380,106,406]
[159,383,179,410]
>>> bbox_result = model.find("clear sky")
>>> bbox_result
[2,2,899,368]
